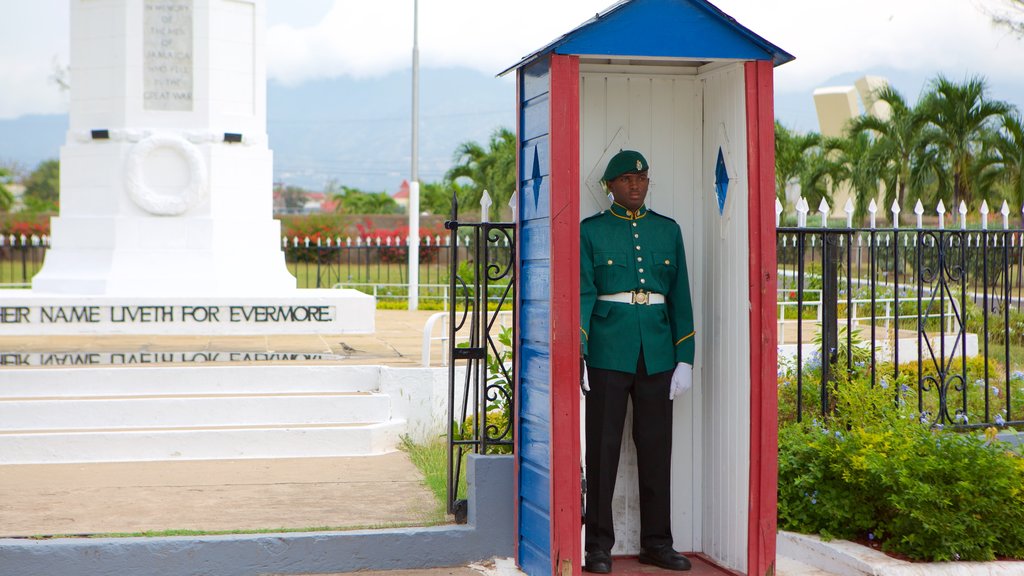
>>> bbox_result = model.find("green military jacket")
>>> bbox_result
[580,202,695,374]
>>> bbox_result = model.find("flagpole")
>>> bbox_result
[408,0,420,311]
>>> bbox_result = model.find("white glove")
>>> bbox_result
[669,362,692,400]
[582,363,590,393]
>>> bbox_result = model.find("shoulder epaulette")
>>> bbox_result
[648,210,677,223]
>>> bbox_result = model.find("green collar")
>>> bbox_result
[609,202,648,220]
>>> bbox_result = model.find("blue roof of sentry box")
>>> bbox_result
[499,0,794,76]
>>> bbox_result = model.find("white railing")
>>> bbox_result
[777,290,962,345]
[421,310,513,367]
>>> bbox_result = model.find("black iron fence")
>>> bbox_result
[0,235,513,307]
[0,235,47,288]
[778,222,1024,430]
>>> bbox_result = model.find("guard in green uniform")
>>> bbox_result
[581,150,695,573]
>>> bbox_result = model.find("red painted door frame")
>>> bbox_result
[744,59,779,576]
[548,52,583,576]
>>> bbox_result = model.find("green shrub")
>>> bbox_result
[778,373,1024,562]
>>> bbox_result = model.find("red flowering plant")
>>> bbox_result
[0,216,50,244]
[355,219,445,264]
[278,214,349,263]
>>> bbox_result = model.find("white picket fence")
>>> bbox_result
[778,195,1024,231]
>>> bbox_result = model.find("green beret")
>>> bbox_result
[602,150,649,182]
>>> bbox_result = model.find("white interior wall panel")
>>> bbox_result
[699,62,751,574]
[579,68,704,556]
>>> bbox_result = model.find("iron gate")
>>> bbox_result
[445,199,516,522]
[778,225,1024,429]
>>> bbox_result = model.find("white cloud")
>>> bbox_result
[265,0,610,84]
[1,0,1023,120]
[713,0,1024,96]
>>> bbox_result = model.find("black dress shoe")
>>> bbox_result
[584,550,612,574]
[638,547,691,571]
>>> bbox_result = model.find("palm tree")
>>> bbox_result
[847,86,928,223]
[826,133,878,224]
[331,186,400,215]
[0,167,14,212]
[916,75,1011,209]
[995,113,1024,222]
[774,121,821,208]
[445,127,515,220]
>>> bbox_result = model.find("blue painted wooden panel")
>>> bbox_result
[520,263,552,302]
[520,461,552,510]
[519,416,552,472]
[517,54,553,576]
[520,397,552,450]
[519,221,551,264]
[522,58,552,103]
[520,500,553,559]
[520,301,551,344]
[522,95,551,148]
[519,533,550,576]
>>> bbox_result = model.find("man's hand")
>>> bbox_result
[669,362,692,400]
[581,361,590,394]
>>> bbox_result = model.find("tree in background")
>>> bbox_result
[446,127,515,220]
[802,133,877,224]
[419,180,475,216]
[995,113,1024,223]
[847,85,929,222]
[916,75,1011,209]
[0,167,14,212]
[774,121,821,208]
[985,0,1024,35]
[22,159,60,213]
[274,183,310,213]
[331,185,400,215]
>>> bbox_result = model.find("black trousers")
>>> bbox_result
[584,354,674,554]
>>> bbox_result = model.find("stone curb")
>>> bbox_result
[778,531,1024,576]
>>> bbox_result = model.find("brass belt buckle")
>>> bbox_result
[632,290,649,305]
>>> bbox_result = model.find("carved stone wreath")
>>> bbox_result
[124,133,207,215]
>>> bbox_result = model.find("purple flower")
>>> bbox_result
[995,414,1006,426]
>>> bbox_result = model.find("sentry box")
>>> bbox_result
[500,1,792,575]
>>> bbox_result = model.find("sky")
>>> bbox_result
[2,0,1024,131]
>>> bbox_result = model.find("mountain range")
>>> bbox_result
[0,67,515,194]
[3,65,1019,195]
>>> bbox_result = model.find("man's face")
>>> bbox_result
[607,171,649,211]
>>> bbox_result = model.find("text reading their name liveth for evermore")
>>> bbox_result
[0,305,335,324]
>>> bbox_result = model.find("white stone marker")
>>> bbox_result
[5,0,374,335]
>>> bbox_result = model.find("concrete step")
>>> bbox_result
[0,392,391,430]
[0,364,413,464]
[0,365,383,397]
[0,420,406,464]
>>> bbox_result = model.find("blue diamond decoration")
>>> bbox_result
[531,147,542,210]
[715,147,729,215]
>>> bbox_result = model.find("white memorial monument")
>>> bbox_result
[3,0,373,335]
